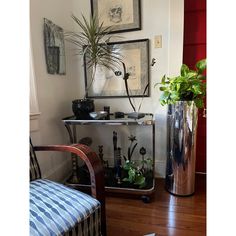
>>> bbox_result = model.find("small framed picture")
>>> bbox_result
[43,18,66,75]
[84,38,150,98]
[91,0,141,34]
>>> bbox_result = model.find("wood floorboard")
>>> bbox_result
[106,174,206,236]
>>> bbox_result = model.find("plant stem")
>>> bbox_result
[122,62,136,112]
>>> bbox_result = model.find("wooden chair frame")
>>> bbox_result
[33,143,106,236]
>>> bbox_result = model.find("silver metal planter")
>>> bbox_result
[165,101,198,196]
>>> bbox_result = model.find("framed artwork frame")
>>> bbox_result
[84,38,150,98]
[90,0,141,34]
[44,18,66,75]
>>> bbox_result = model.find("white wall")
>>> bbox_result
[30,0,80,181]
[30,0,183,180]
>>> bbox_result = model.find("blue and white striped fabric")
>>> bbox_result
[30,179,101,236]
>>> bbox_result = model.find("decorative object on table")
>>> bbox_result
[98,145,104,161]
[65,14,122,118]
[155,59,206,196]
[44,18,66,75]
[121,61,146,119]
[122,58,156,119]
[89,111,108,120]
[91,0,141,34]
[114,147,122,184]
[84,39,149,98]
[113,131,117,167]
[79,137,93,146]
[70,136,93,183]
[72,98,95,120]
[103,106,110,120]
[139,147,146,168]
[122,56,157,119]
[114,111,125,118]
[98,145,109,168]
[123,134,138,161]
[112,131,122,183]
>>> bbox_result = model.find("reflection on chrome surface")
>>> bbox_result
[166,101,198,196]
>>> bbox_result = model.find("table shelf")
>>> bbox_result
[62,113,156,200]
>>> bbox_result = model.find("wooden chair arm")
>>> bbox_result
[33,143,106,235]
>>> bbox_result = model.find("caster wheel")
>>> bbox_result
[141,195,150,203]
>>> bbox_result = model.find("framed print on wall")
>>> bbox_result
[44,18,66,75]
[91,0,141,34]
[84,38,149,98]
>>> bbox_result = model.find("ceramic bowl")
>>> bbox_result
[89,111,108,120]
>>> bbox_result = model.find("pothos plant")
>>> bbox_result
[122,158,153,188]
[155,59,206,108]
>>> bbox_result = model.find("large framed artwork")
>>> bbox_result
[84,38,149,98]
[44,18,66,75]
[91,0,141,34]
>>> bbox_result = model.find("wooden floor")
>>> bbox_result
[106,174,206,236]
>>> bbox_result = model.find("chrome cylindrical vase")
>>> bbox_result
[165,101,198,196]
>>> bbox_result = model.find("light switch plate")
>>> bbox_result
[154,35,162,48]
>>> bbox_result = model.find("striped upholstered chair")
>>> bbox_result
[30,139,106,236]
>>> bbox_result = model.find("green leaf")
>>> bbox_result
[159,87,166,91]
[160,91,170,104]
[128,169,136,182]
[154,82,161,88]
[122,178,130,182]
[197,74,206,80]
[170,91,180,101]
[176,83,181,92]
[186,71,198,80]
[196,59,206,74]
[181,64,189,76]
[161,75,166,84]
[194,98,204,108]
[134,175,145,186]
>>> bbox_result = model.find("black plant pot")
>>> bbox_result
[72,99,95,120]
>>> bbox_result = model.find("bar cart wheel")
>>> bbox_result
[141,195,150,203]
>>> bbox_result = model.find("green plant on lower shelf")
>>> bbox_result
[122,158,153,188]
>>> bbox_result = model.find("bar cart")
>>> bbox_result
[62,113,156,202]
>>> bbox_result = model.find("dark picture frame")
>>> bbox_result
[84,39,149,98]
[91,0,141,34]
[44,18,66,75]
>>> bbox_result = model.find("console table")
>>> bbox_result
[62,113,156,201]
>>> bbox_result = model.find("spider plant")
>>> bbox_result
[65,14,122,99]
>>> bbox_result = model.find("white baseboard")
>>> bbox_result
[154,160,166,178]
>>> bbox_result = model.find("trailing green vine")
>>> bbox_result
[155,59,206,108]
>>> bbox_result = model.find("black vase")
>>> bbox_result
[72,99,95,120]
